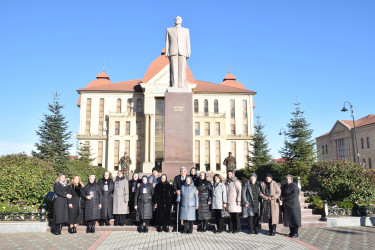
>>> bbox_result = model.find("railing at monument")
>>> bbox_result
[75,133,107,140]
[226,134,253,140]
[108,112,137,117]
[0,205,47,222]
[194,112,226,118]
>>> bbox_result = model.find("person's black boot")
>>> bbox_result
[92,225,96,233]
[73,226,77,233]
[105,220,110,226]
[68,227,73,234]
[54,224,60,235]
[202,221,207,232]
[99,220,104,226]
[144,226,149,233]
[86,225,90,234]
[157,226,162,232]
[163,226,169,232]
[271,225,276,236]
[267,224,273,235]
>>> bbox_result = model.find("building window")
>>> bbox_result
[85,98,92,135]
[230,99,235,118]
[194,99,199,113]
[369,158,372,169]
[204,99,208,116]
[216,140,221,171]
[231,124,236,135]
[242,100,248,119]
[126,121,130,135]
[205,140,210,167]
[215,122,220,136]
[195,122,200,136]
[114,140,120,170]
[205,122,210,136]
[321,145,325,155]
[137,98,143,113]
[243,124,248,136]
[117,98,121,113]
[136,121,141,135]
[325,145,328,154]
[127,98,132,114]
[337,138,345,160]
[195,140,200,170]
[367,137,370,148]
[97,141,103,166]
[155,98,165,161]
[99,98,104,135]
[125,140,130,156]
[363,158,366,167]
[214,99,219,113]
[244,141,249,166]
[231,141,236,158]
[361,138,364,149]
[136,140,141,170]
[115,121,120,135]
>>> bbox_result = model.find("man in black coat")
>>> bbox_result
[53,173,72,235]
[281,174,301,238]
[98,171,114,226]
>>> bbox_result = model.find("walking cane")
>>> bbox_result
[176,202,180,232]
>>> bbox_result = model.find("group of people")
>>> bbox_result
[52,166,301,238]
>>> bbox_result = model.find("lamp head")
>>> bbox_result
[278,132,282,135]
[341,107,348,112]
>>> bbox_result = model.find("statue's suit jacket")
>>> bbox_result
[165,27,191,58]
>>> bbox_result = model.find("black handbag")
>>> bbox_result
[45,191,56,201]
[135,210,140,222]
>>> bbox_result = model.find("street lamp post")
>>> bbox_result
[279,128,287,139]
[341,101,360,164]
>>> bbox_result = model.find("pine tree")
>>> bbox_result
[279,102,316,187]
[32,92,72,165]
[77,142,95,165]
[248,115,272,172]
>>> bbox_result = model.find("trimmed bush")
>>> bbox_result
[308,160,375,203]
[63,160,108,184]
[235,162,287,183]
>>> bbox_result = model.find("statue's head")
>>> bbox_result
[174,16,182,25]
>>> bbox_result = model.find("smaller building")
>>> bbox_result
[316,114,375,169]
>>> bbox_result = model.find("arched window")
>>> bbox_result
[137,98,143,113]
[194,99,199,113]
[127,98,132,113]
[116,98,121,113]
[214,99,219,113]
[204,99,208,116]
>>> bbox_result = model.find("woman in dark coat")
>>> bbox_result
[189,167,199,185]
[153,174,174,232]
[134,175,154,233]
[195,172,212,232]
[98,171,114,226]
[128,172,141,225]
[281,174,301,238]
[242,173,262,234]
[53,173,72,235]
[68,175,84,234]
[84,175,103,233]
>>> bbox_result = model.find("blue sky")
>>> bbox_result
[0,0,374,158]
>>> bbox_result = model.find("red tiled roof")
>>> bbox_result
[221,72,246,90]
[143,49,194,83]
[78,79,143,92]
[96,71,110,79]
[195,80,256,94]
[340,114,375,129]
[316,132,330,139]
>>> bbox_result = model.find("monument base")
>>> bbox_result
[142,162,154,174]
[162,161,195,180]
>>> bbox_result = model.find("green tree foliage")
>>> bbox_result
[0,154,56,206]
[64,160,107,184]
[248,115,272,172]
[279,102,316,187]
[309,160,375,203]
[235,162,287,183]
[32,92,72,166]
[76,143,95,165]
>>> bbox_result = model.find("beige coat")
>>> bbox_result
[113,178,129,215]
[225,178,242,213]
[260,181,281,224]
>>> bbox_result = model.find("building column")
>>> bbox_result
[145,114,149,162]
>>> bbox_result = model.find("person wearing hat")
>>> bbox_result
[113,170,129,226]
[260,173,281,236]
[241,173,262,234]
[225,170,242,233]
[134,175,154,233]
[281,174,301,238]
[149,167,161,188]
[119,152,132,180]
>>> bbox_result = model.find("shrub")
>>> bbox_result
[62,160,108,184]
[256,162,287,183]
[308,160,375,203]
[0,154,56,207]
[309,195,324,215]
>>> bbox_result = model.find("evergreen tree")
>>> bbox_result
[76,142,95,165]
[279,102,316,187]
[248,115,272,172]
[32,92,72,165]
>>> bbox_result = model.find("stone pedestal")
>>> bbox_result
[163,92,194,178]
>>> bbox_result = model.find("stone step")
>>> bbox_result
[301,208,315,215]
[299,197,308,203]
[301,214,322,220]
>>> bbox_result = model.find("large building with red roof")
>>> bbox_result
[316,114,375,168]
[76,49,256,174]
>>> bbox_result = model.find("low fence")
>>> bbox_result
[0,204,47,222]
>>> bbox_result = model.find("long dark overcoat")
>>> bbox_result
[68,184,84,224]
[128,179,142,217]
[134,183,154,220]
[84,182,103,221]
[53,182,69,224]
[281,183,301,227]
[153,181,174,225]
[98,178,114,219]
[242,181,263,217]
[196,179,212,220]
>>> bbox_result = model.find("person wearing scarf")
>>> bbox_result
[129,172,142,225]
[225,170,242,233]
[189,167,199,185]
[177,176,199,234]
[113,171,129,226]
[154,174,174,232]
[281,174,301,238]
[68,175,84,234]
[134,175,154,233]
[84,175,103,233]
[242,173,262,234]
[195,172,212,232]
[53,173,72,235]
[260,173,281,236]
[211,174,227,233]
[98,171,114,226]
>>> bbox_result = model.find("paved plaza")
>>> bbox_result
[0,227,374,250]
